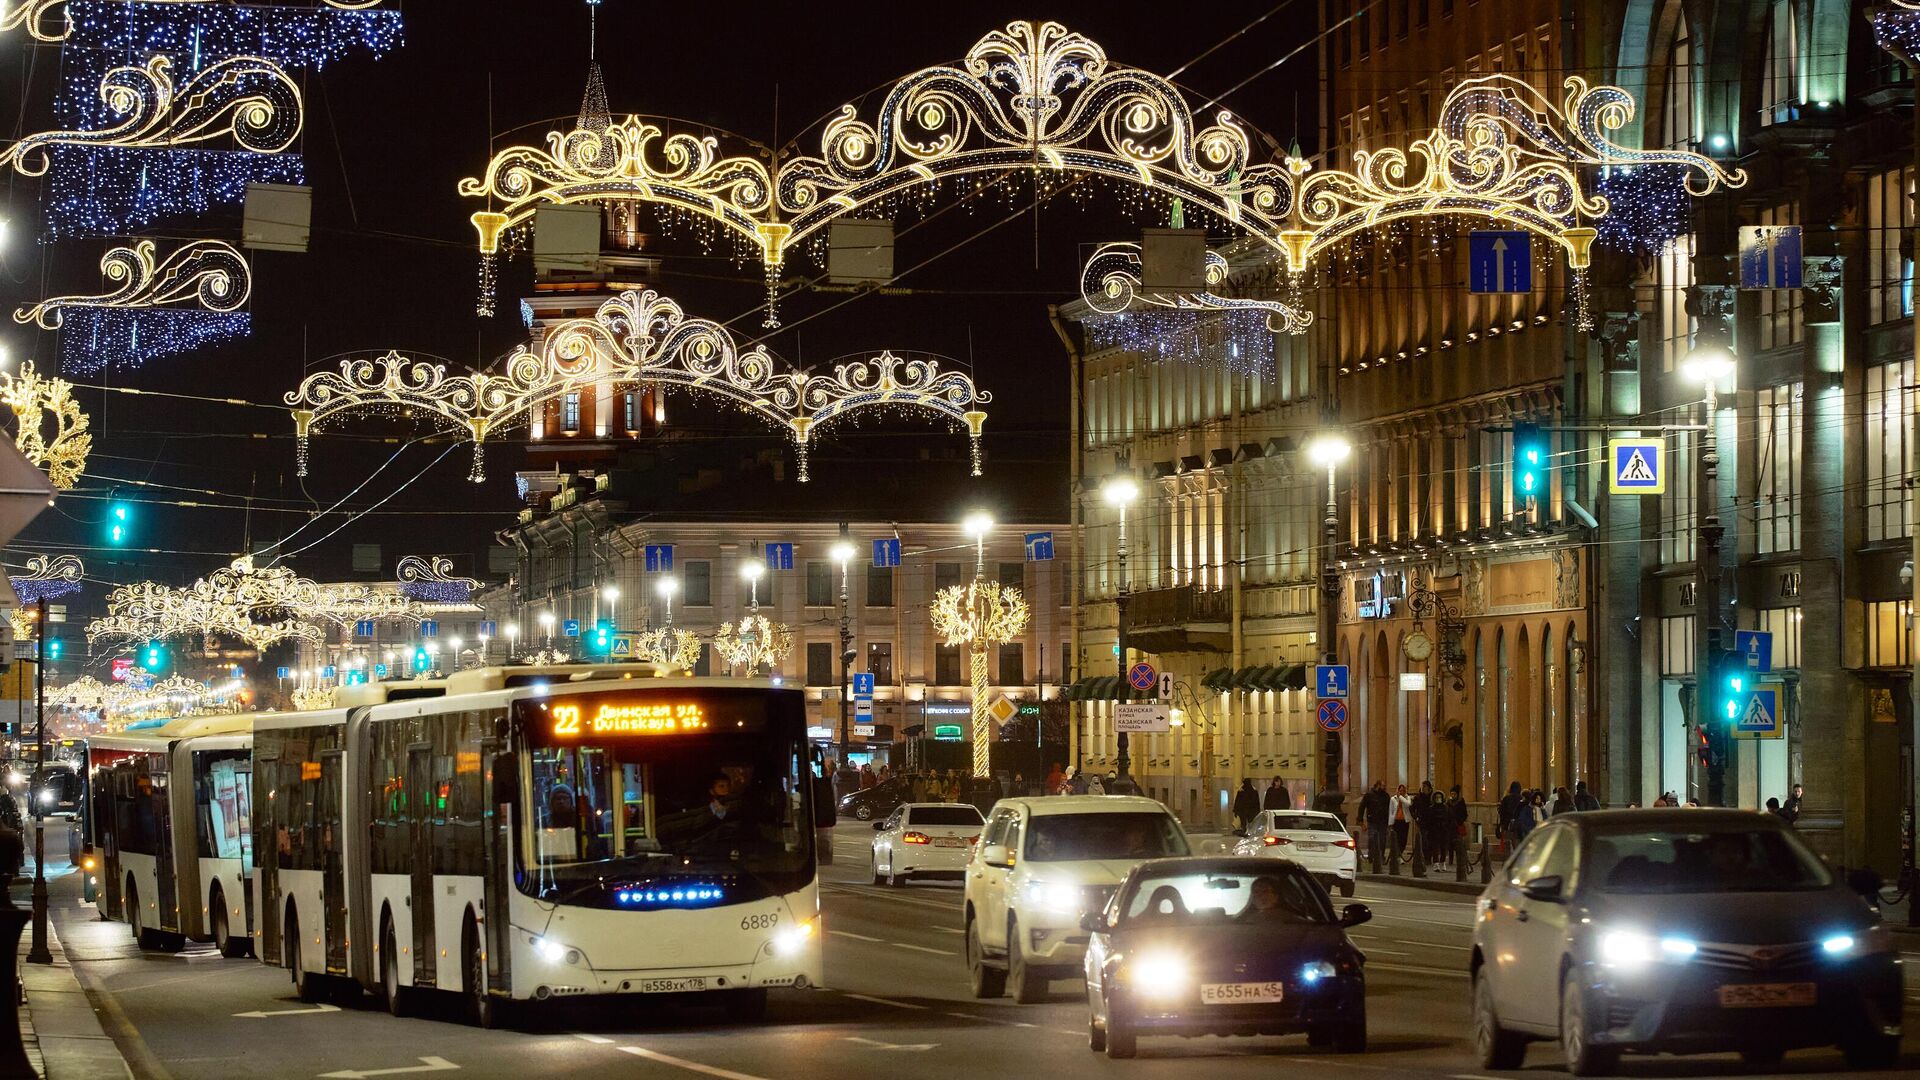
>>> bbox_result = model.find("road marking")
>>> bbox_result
[316,1056,457,1079]
[1368,962,1470,980]
[1360,948,1411,956]
[890,942,954,956]
[841,992,928,1010]
[932,926,963,934]
[569,1033,615,1044]
[234,1003,342,1019]
[843,1036,937,1052]
[827,930,885,942]
[1451,1074,1507,1079]
[943,1010,1036,1028]
[619,1045,770,1080]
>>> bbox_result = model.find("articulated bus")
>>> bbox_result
[252,665,825,1026]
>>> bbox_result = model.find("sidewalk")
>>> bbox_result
[9,832,135,1080]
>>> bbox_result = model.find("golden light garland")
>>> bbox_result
[929,580,1030,778]
[461,21,1742,324]
[291,686,334,710]
[1080,242,1312,335]
[711,615,793,676]
[0,54,301,174]
[633,627,701,672]
[52,675,109,711]
[13,240,251,330]
[0,0,387,41]
[287,289,991,482]
[0,360,91,490]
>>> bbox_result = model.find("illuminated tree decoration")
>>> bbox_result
[287,289,992,483]
[5,0,395,43]
[633,627,701,672]
[1080,241,1311,337]
[929,581,1030,778]
[291,686,334,710]
[14,240,251,371]
[711,615,793,676]
[0,361,91,488]
[462,21,1742,324]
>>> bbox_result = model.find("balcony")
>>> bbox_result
[1124,586,1231,654]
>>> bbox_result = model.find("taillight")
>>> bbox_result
[1261,835,1292,846]
[966,835,980,845]
[1333,838,1356,850]
[902,831,930,845]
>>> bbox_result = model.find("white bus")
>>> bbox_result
[252,665,826,1026]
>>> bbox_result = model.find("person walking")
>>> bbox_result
[1497,780,1524,852]
[1516,790,1546,843]
[1780,784,1802,824]
[1410,781,1434,864]
[1445,785,1469,867]
[1043,762,1063,796]
[1087,772,1106,796]
[1262,776,1290,812]
[1572,779,1600,812]
[1389,784,1413,858]
[1550,786,1573,817]
[1233,779,1262,832]
[1358,781,1390,873]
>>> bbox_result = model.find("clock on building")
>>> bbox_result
[1403,632,1434,662]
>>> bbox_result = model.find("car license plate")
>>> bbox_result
[932,837,967,847]
[1717,982,1815,1008]
[1298,842,1327,852]
[1200,982,1285,1005]
[639,977,708,993]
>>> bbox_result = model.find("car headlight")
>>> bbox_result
[773,918,816,957]
[1598,930,1697,969]
[1024,881,1082,913]
[1298,960,1338,984]
[1823,926,1893,957]
[1127,950,1190,999]
[6,771,22,788]
[38,791,53,806]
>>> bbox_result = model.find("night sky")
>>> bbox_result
[0,2,1312,622]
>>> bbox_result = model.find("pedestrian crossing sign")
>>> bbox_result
[1733,684,1783,739]
[1608,437,1665,494]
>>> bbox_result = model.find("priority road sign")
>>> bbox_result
[1127,661,1158,692]
[1317,698,1348,732]
[1734,684,1782,738]
[987,696,1018,724]
[1734,629,1773,674]
[1316,664,1349,699]
[1608,437,1665,494]
[1469,230,1532,294]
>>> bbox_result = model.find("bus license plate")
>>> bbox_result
[1718,982,1814,1008]
[639,977,708,993]
[1201,982,1285,1005]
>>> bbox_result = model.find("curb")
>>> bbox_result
[1357,872,1485,897]
[14,860,135,1080]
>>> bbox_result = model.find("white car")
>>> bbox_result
[870,803,984,886]
[964,795,1190,1004]
[1231,809,1359,897]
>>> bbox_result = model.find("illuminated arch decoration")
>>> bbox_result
[633,627,701,672]
[397,555,479,604]
[2,0,392,42]
[9,555,86,637]
[0,361,92,489]
[287,289,992,483]
[930,580,1030,779]
[13,240,252,371]
[711,615,793,676]
[462,20,1743,324]
[53,676,109,711]
[1080,241,1312,337]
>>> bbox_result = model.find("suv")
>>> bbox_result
[964,796,1189,1003]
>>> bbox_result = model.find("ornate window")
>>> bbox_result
[1867,167,1914,325]
[1864,359,1915,542]
[1759,0,1799,126]
[1752,382,1801,555]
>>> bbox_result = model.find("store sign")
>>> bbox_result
[932,723,965,741]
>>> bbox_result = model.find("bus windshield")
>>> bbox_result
[515,689,812,904]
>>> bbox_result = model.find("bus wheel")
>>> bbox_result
[380,922,411,1018]
[462,917,499,1029]
[127,880,175,951]
[287,909,325,1004]
[212,888,248,958]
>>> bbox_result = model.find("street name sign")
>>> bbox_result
[1115,703,1171,733]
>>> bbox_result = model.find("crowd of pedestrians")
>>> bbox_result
[1351,780,1474,869]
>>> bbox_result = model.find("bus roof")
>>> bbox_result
[443,663,674,696]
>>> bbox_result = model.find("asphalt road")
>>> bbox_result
[21,821,1920,1079]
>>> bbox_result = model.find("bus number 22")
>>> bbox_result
[553,705,582,735]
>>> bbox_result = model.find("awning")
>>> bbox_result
[1200,667,1233,692]
[1065,675,1121,701]
[1220,664,1309,692]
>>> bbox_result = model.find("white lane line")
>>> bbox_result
[1451,1074,1507,1079]
[828,929,885,942]
[932,926,963,934]
[619,1046,770,1080]
[1360,948,1411,956]
[841,992,928,1010]
[1369,961,1470,980]
[569,1033,615,1045]
[942,1010,1038,1028]
[891,942,954,956]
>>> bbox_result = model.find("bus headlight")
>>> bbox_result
[772,918,815,957]
[532,936,577,964]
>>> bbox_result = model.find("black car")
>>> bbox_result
[1081,856,1371,1059]
[838,777,912,821]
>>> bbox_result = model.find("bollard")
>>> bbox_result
[1479,840,1493,885]
[1411,832,1426,878]
[1388,843,1400,876]
[1456,836,1468,882]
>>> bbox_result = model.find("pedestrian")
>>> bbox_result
[1446,785,1469,865]
[859,764,875,790]
[1070,768,1089,795]
[1781,784,1802,824]
[1389,784,1413,858]
[1497,780,1523,851]
[1572,779,1600,812]
[1550,786,1573,817]
[1359,780,1390,872]
[1043,761,1064,796]
[1262,775,1290,812]
[1765,796,1785,818]
[1012,771,1026,797]
[1087,772,1106,796]
[1410,780,1434,863]
[1233,778,1261,832]
[1516,790,1545,843]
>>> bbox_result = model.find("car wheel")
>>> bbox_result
[1086,987,1107,1052]
[1560,969,1618,1076]
[286,909,325,1004]
[1105,1003,1137,1059]
[854,805,873,821]
[1333,998,1367,1054]
[211,889,247,958]
[1338,878,1355,898]
[1473,971,1527,1070]
[965,915,1006,999]
[887,865,905,888]
[1008,917,1047,1004]
[871,848,884,886]
[1841,1032,1901,1070]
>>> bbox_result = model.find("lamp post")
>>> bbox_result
[963,511,994,780]
[537,611,556,652]
[741,558,764,614]
[655,577,677,628]
[1306,434,1352,798]
[1102,477,1139,788]
[503,624,519,661]
[1682,343,1736,806]
[831,526,856,752]
[450,637,465,671]
[26,596,50,965]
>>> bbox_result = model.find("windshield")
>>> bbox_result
[1268,814,1346,834]
[516,689,813,904]
[909,806,982,826]
[1587,826,1833,894]
[1121,869,1332,926]
[1025,812,1189,862]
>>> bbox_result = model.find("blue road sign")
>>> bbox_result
[374,663,389,678]
[1735,686,1780,737]
[852,672,875,698]
[1469,230,1532,294]
[345,671,367,686]
[563,619,581,637]
[420,619,439,638]
[322,665,337,679]
[1608,437,1665,494]
[644,544,675,572]
[1024,531,1055,561]
[1316,664,1350,699]
[354,619,375,638]
[479,620,497,637]
[276,666,290,679]
[872,538,901,568]
[1739,225,1802,289]
[1127,661,1158,692]
[1317,698,1348,731]
[1735,629,1774,674]
[764,542,795,571]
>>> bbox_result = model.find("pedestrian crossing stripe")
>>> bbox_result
[1608,437,1666,494]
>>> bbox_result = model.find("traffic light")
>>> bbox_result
[411,646,431,674]
[106,499,133,546]
[1512,422,1550,501]
[45,639,61,661]
[592,619,613,654]
[1709,648,1747,725]
[139,641,168,673]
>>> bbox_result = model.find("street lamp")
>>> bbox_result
[963,510,993,579]
[537,610,556,650]
[741,558,765,613]
[1683,342,1736,805]
[831,525,857,752]
[1305,433,1352,799]
[450,636,464,670]
[655,577,677,627]
[1101,475,1140,789]
[504,623,520,660]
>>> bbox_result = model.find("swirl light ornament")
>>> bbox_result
[632,627,701,672]
[929,580,1031,779]
[0,361,91,490]
[3,0,391,41]
[15,240,251,329]
[10,555,86,605]
[396,555,479,604]
[53,675,110,711]
[711,615,793,677]
[287,289,992,483]
[1080,242,1312,337]
[462,22,1741,324]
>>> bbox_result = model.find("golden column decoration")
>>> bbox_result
[931,580,1030,779]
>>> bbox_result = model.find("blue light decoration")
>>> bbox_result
[400,578,475,605]
[1082,308,1275,375]
[1871,7,1920,67]
[45,144,307,241]
[612,883,729,909]
[57,308,251,373]
[1594,163,1695,258]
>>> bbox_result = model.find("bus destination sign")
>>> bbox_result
[550,700,709,738]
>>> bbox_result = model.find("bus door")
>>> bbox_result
[321,750,347,975]
[407,744,435,986]
[482,738,510,992]
[150,757,179,932]
[234,762,255,934]
[99,765,124,920]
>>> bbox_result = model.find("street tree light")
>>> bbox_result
[831,526,856,751]
[1101,474,1140,789]
[1305,432,1352,799]
[1683,341,1737,805]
